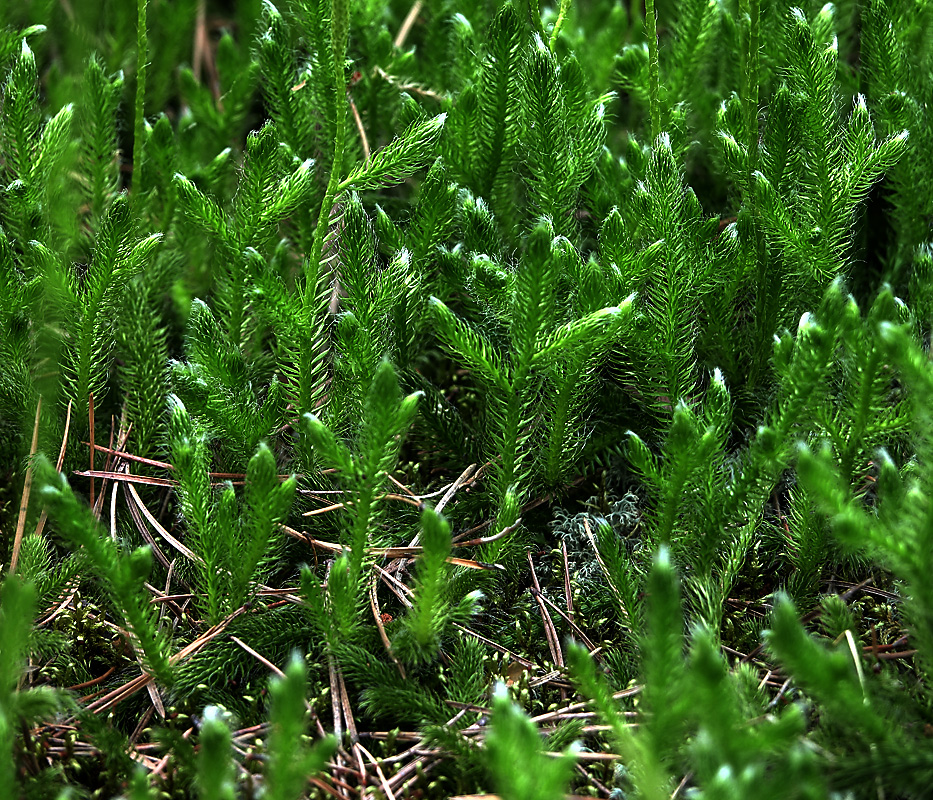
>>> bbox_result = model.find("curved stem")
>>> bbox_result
[549,0,571,52]
[133,0,148,199]
[744,0,760,183]
[645,0,661,141]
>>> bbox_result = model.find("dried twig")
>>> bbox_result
[527,552,565,675]
[126,482,201,564]
[33,399,72,539]
[394,0,423,49]
[370,575,406,678]
[348,94,370,164]
[88,393,96,509]
[10,398,41,575]
[81,605,249,716]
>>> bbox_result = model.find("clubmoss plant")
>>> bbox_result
[2,0,933,796]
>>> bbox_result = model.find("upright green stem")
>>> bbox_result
[744,0,760,183]
[549,0,571,52]
[305,0,350,312]
[498,384,522,499]
[645,0,661,141]
[133,0,148,199]
[743,0,768,388]
[349,484,373,586]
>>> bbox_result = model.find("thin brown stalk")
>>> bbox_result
[143,583,188,624]
[527,552,564,672]
[372,562,414,608]
[125,485,174,571]
[390,462,486,507]
[326,759,358,799]
[109,481,120,541]
[192,0,207,83]
[451,518,521,547]
[356,731,422,741]
[64,666,117,691]
[326,612,343,743]
[287,527,499,569]
[126,482,201,563]
[308,775,346,799]
[94,414,114,519]
[85,443,172,470]
[231,634,329,709]
[381,492,424,507]
[10,397,41,574]
[353,744,367,792]
[394,0,423,49]
[449,480,563,544]
[385,753,429,792]
[76,470,175,487]
[561,540,574,619]
[144,676,165,717]
[445,556,503,570]
[875,649,918,660]
[671,772,693,799]
[536,590,598,652]
[372,67,447,102]
[89,393,96,508]
[131,705,155,743]
[33,399,72,539]
[385,472,419,499]
[94,416,131,519]
[370,576,406,678]
[337,668,357,743]
[232,635,286,678]
[348,94,370,164]
[158,560,175,627]
[435,463,478,514]
[303,501,347,516]
[528,670,572,689]
[83,605,249,715]
[577,762,612,797]
[443,700,491,715]
[37,588,78,627]
[530,686,642,726]
[356,742,398,800]
[547,751,620,760]
[453,624,537,669]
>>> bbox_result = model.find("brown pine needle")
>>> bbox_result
[88,393,96,509]
[10,398,41,575]
[394,0,422,49]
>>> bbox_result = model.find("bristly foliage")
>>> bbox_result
[117,279,170,459]
[484,681,579,800]
[519,38,608,242]
[263,654,336,800]
[41,193,162,428]
[0,576,63,791]
[3,0,933,797]
[393,506,483,665]
[0,36,75,249]
[299,358,420,646]
[431,219,628,552]
[169,397,296,624]
[34,456,172,685]
[77,55,123,239]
